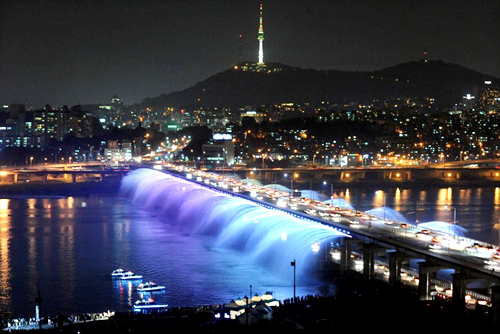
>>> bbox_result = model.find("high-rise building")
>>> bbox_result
[257,3,264,65]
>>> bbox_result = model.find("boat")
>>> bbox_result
[132,298,168,314]
[119,271,143,280]
[111,268,127,277]
[137,281,165,292]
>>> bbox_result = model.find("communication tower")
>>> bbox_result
[257,3,264,65]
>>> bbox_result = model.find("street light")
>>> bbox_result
[284,173,291,198]
[323,181,333,206]
[444,205,457,237]
[290,260,296,302]
[406,200,420,224]
[444,205,457,254]
[285,172,298,198]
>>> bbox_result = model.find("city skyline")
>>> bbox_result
[1,0,499,109]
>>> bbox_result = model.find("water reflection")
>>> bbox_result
[111,277,167,312]
[372,190,385,208]
[394,187,401,206]
[0,199,11,312]
[302,182,500,244]
[113,279,136,309]
[1,183,500,318]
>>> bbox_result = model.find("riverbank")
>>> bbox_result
[2,277,495,333]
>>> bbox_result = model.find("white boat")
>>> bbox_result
[132,298,168,313]
[111,268,127,277]
[137,281,165,292]
[119,271,143,280]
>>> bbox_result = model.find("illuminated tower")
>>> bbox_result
[257,3,264,65]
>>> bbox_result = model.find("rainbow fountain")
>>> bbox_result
[120,168,350,280]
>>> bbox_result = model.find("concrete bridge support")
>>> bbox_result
[418,261,439,301]
[491,285,500,323]
[340,238,352,275]
[451,272,467,311]
[362,243,376,279]
[388,251,403,286]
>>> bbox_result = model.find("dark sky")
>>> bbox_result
[1,0,499,109]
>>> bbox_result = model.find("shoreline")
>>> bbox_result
[2,277,494,333]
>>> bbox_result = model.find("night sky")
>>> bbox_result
[1,0,499,109]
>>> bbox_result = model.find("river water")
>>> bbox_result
[0,173,499,319]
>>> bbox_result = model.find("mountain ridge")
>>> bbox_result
[139,60,499,109]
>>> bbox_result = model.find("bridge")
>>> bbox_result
[160,162,500,323]
[222,160,500,185]
[3,159,500,186]
[0,162,131,184]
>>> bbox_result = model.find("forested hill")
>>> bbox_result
[139,60,498,109]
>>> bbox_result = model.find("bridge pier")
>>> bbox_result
[362,243,376,279]
[491,285,500,323]
[451,272,467,311]
[388,251,404,286]
[340,238,352,276]
[418,261,439,301]
[72,173,77,183]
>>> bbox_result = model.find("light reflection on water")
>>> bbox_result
[0,184,499,318]
[0,195,335,318]
[332,186,500,244]
[0,199,11,313]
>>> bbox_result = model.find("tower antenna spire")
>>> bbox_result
[257,3,264,65]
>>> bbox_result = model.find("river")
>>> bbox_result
[0,175,499,319]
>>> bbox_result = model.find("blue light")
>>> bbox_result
[120,168,350,279]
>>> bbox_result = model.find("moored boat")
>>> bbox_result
[132,298,168,314]
[137,281,165,292]
[119,271,143,280]
[111,268,127,277]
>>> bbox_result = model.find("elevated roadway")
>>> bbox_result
[225,159,500,185]
[0,162,135,183]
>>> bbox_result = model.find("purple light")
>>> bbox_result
[120,168,349,278]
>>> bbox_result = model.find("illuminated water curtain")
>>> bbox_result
[120,169,350,279]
